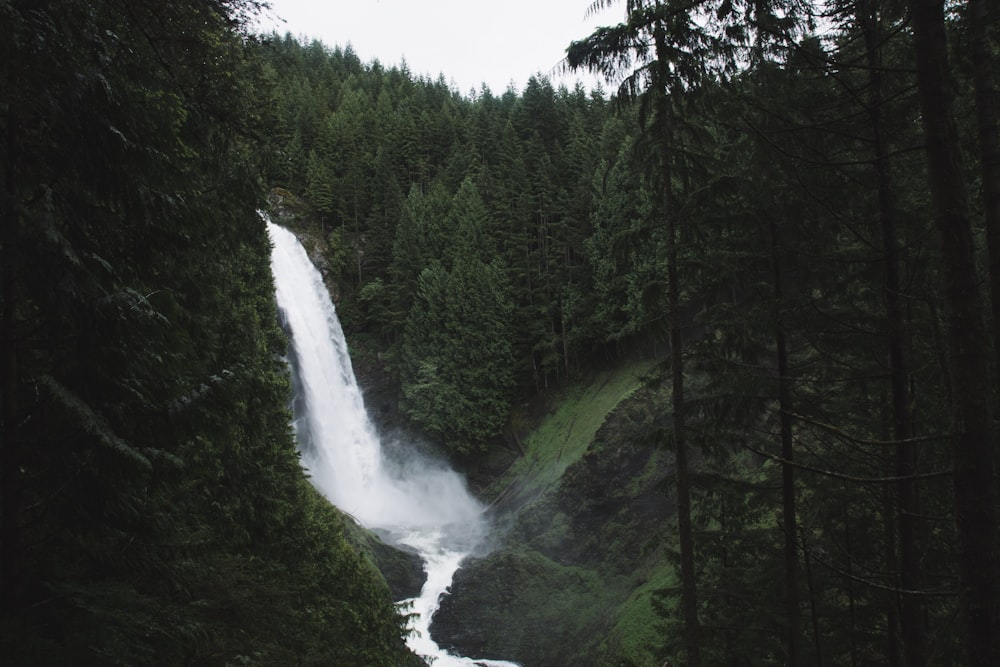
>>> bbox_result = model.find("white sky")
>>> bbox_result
[256,0,617,95]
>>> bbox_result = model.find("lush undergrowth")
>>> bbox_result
[595,562,677,665]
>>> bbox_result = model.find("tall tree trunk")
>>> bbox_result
[770,218,801,667]
[861,3,926,663]
[882,484,903,667]
[667,178,701,667]
[842,487,859,667]
[968,0,1000,375]
[1,106,19,606]
[653,14,701,664]
[908,1,1000,664]
[801,531,825,667]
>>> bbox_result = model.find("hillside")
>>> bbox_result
[434,362,676,666]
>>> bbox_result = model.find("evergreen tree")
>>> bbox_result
[0,2,417,663]
[399,179,515,452]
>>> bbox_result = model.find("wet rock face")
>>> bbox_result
[347,524,426,601]
[369,537,426,601]
[432,549,611,666]
[434,386,676,667]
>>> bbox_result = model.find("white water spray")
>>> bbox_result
[268,221,517,667]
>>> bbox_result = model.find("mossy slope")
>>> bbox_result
[435,365,679,666]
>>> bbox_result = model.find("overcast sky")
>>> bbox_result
[256,0,617,94]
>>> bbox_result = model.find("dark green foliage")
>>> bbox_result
[0,1,415,664]
[399,180,516,452]
[256,39,619,415]
[184,1,1000,664]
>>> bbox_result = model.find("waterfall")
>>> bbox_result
[267,221,517,667]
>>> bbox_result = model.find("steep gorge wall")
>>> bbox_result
[434,369,680,667]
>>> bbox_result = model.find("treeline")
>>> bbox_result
[1,1,417,665]
[259,0,1000,664]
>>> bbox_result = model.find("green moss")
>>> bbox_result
[441,544,682,666]
[596,563,678,666]
[487,360,653,507]
[438,548,630,665]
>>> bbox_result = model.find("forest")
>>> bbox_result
[2,0,1000,665]
[0,1,417,665]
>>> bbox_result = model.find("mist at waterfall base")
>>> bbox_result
[267,222,517,667]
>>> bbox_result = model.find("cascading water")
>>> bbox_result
[267,221,517,667]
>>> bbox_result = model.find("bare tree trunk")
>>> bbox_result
[882,484,903,667]
[908,1,1000,664]
[1,106,20,606]
[842,487,859,667]
[653,15,701,667]
[770,218,801,667]
[860,3,926,663]
[801,532,825,667]
[969,0,1000,375]
[667,193,701,667]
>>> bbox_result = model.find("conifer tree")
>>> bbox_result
[1,2,417,663]
[908,0,1000,663]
